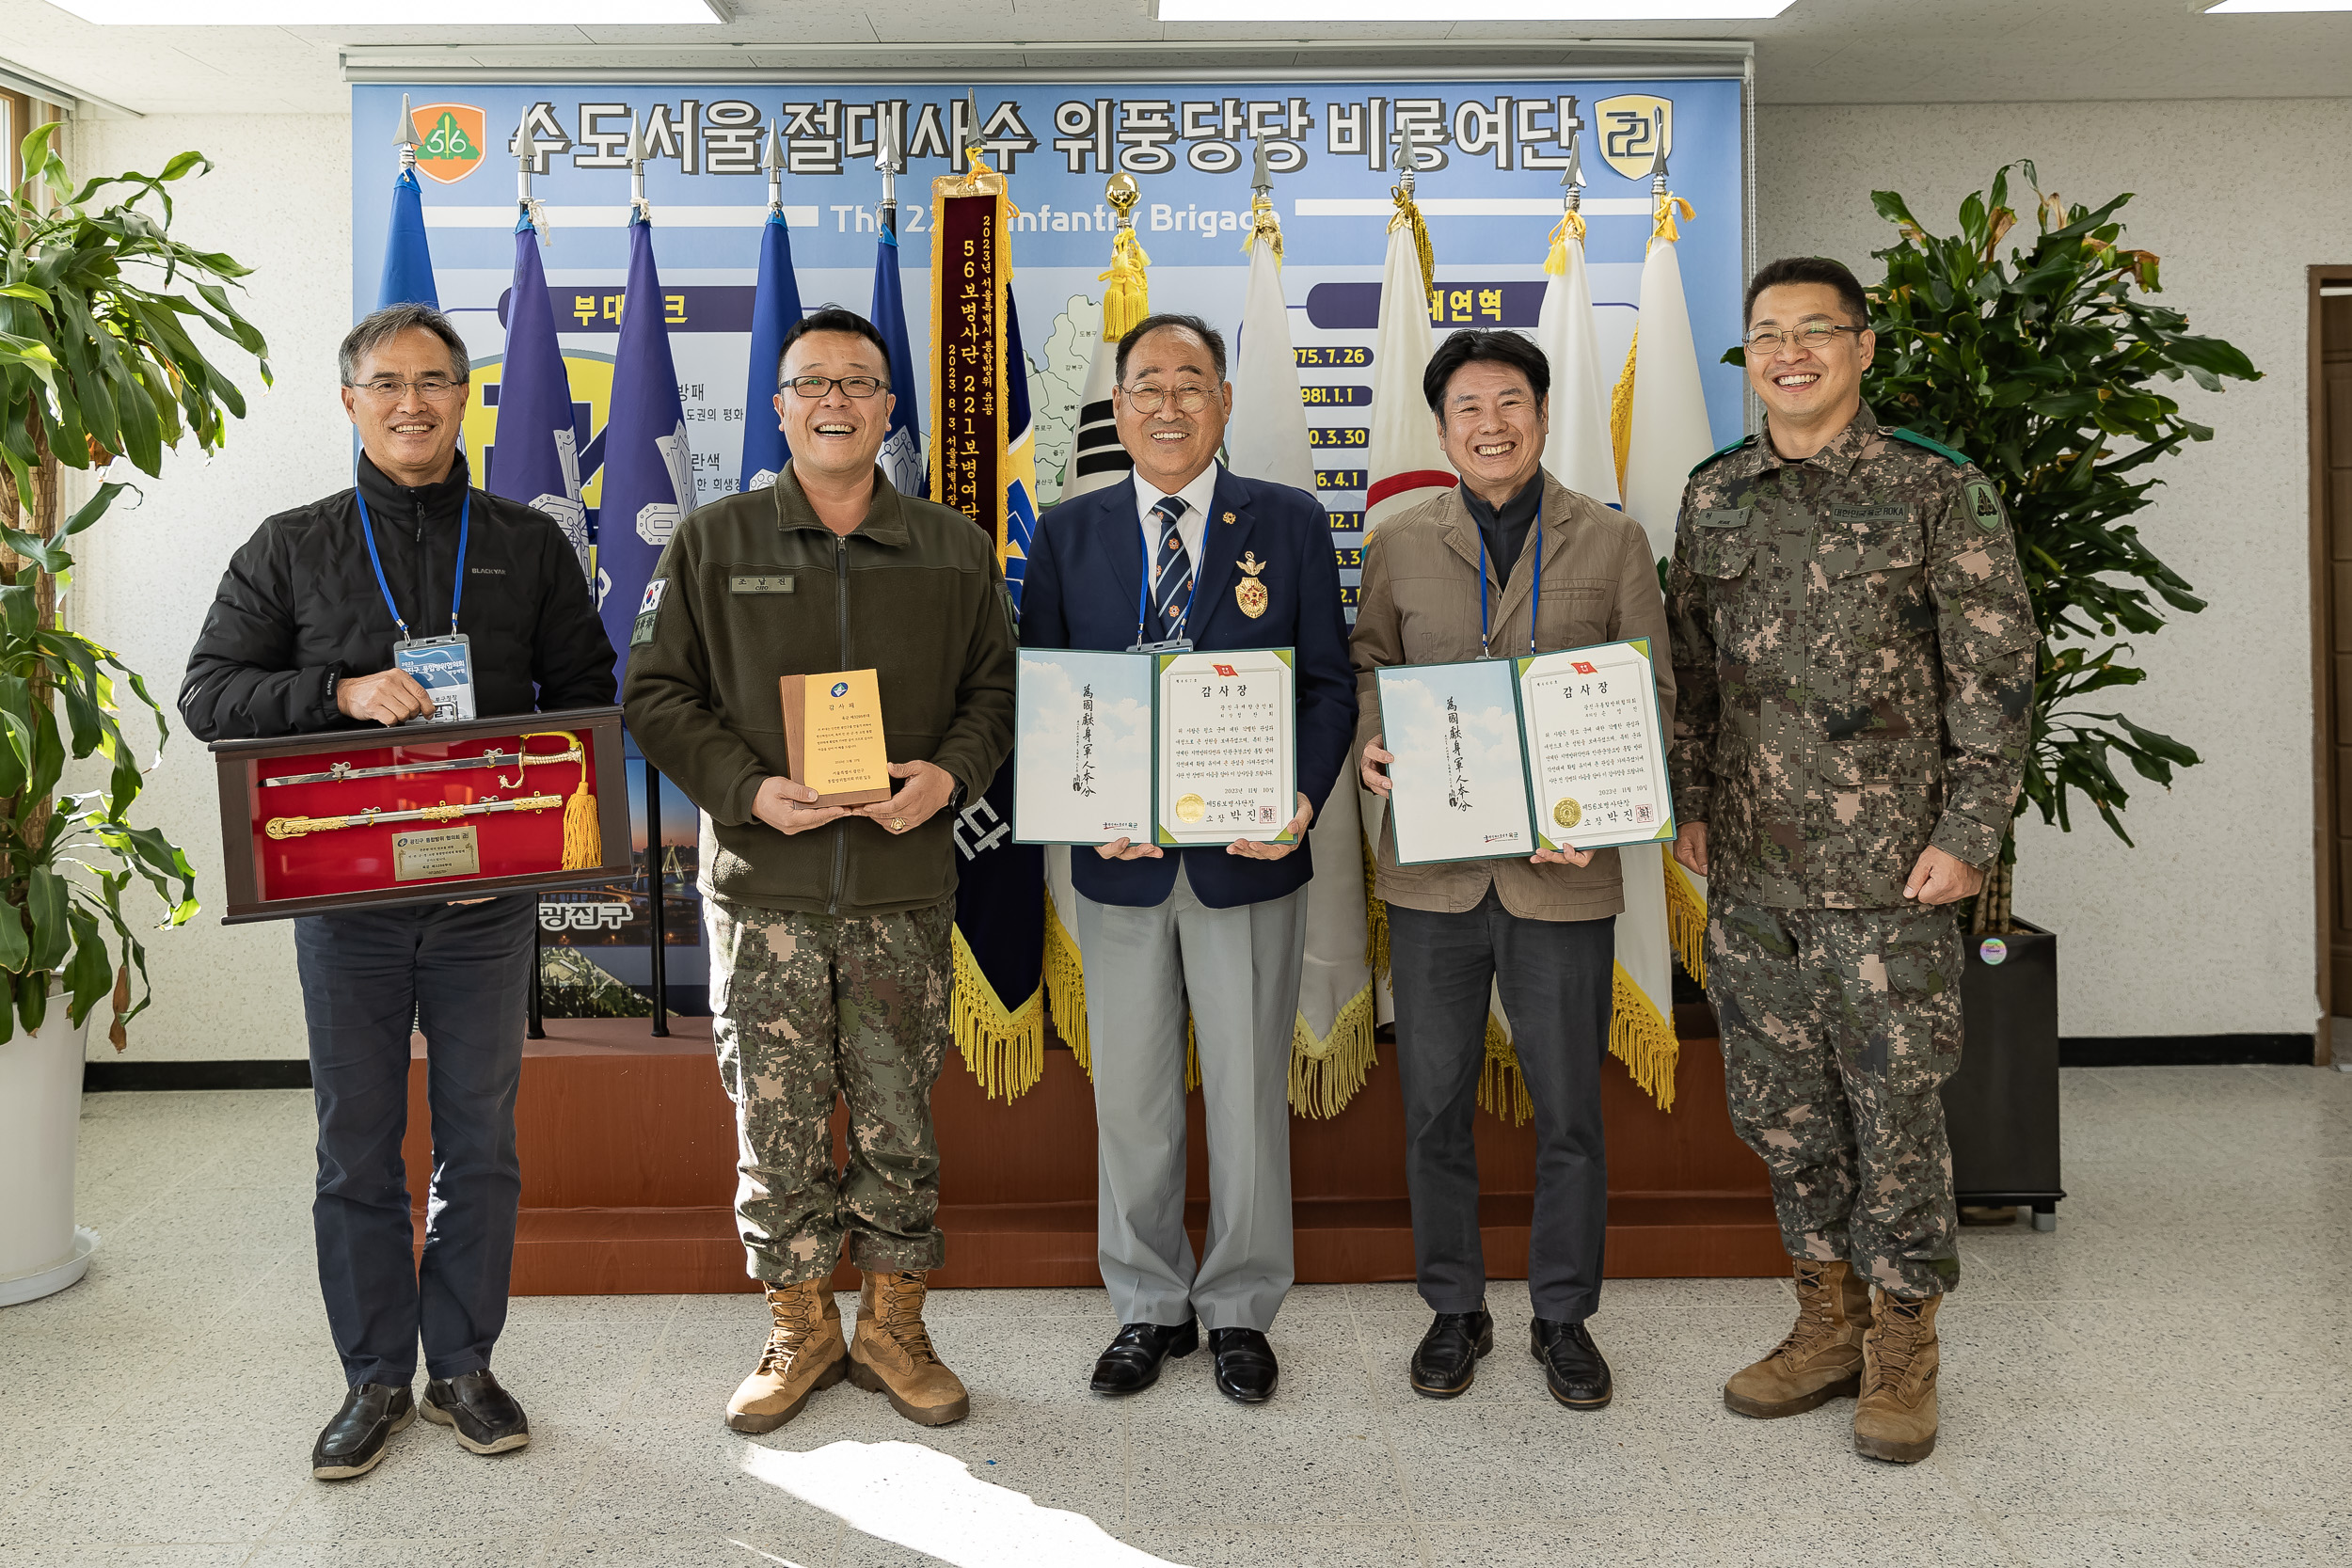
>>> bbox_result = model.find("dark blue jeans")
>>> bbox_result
[1388,889,1614,1323]
[294,895,534,1388]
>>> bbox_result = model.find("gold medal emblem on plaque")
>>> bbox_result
[1175,793,1206,823]
[1234,549,1269,619]
[1552,797,1582,829]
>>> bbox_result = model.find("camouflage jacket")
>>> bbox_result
[1664,404,2037,910]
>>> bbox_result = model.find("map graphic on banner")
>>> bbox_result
[351,78,1744,617]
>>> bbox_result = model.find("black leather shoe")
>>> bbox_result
[421,1368,532,1455]
[1531,1317,1613,1408]
[1209,1327,1279,1404]
[310,1382,414,1481]
[1089,1318,1199,1394]
[1409,1307,1494,1399]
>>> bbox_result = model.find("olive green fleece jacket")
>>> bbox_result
[621,465,1017,917]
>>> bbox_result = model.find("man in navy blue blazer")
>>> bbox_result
[1022,312,1354,1405]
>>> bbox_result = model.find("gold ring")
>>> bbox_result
[891,817,907,832]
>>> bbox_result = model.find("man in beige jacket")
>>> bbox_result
[1352,329,1672,1410]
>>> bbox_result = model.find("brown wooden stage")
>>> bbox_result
[405,1006,1784,1293]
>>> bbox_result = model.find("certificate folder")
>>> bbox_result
[1013,646,1297,847]
[1376,638,1676,867]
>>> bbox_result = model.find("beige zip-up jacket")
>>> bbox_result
[1349,467,1674,923]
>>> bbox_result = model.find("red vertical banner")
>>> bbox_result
[930,188,1007,532]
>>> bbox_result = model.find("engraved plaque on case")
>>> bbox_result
[391,825,481,882]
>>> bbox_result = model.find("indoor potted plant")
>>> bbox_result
[0,122,266,1304]
[1862,162,2259,1222]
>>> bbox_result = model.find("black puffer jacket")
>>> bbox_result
[179,452,616,740]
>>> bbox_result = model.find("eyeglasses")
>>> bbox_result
[351,375,465,402]
[1742,324,1864,356]
[785,375,886,400]
[1120,383,1216,415]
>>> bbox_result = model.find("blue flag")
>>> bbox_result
[869,214,926,498]
[596,217,695,673]
[739,212,806,494]
[377,166,438,310]
[491,219,589,586]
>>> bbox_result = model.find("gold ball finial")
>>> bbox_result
[1105,172,1140,216]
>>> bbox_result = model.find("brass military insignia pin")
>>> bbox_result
[1234,550,1270,619]
[1222,510,1236,524]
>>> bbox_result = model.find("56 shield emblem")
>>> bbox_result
[410,103,487,184]
[1594,94,1672,182]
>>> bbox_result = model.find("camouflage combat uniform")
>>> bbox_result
[707,893,956,1284]
[1665,404,2036,1297]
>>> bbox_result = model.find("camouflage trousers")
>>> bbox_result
[707,892,955,1286]
[1707,896,1963,1298]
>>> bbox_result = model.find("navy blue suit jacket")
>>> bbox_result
[1022,467,1356,910]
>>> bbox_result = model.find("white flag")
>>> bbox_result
[1536,220,1620,507]
[1225,228,1318,496]
[1617,208,1715,564]
[1363,217,1454,534]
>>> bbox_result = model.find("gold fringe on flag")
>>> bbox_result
[1476,1012,1532,1126]
[1101,228,1152,342]
[1290,985,1377,1120]
[1610,329,1639,498]
[1389,184,1436,309]
[1610,960,1680,1113]
[1361,828,1391,983]
[950,925,1045,1102]
[1543,210,1586,274]
[1042,887,1091,1078]
[1243,189,1285,263]
[1664,858,1708,988]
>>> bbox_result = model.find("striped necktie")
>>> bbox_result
[1150,494,1192,641]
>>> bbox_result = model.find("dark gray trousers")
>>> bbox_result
[294,895,534,1388]
[1388,887,1613,1323]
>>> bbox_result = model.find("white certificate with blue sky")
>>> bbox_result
[1013,650,1153,846]
[1377,660,1538,865]
[1517,640,1677,853]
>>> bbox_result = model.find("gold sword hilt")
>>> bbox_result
[496,730,585,790]
[268,811,361,839]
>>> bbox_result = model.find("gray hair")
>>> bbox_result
[339,303,470,386]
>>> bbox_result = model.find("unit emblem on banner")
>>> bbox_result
[1594,94,1672,182]
[411,103,488,184]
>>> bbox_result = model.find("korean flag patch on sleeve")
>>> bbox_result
[629,578,669,647]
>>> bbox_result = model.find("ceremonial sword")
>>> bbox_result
[261,732,583,789]
[265,793,564,840]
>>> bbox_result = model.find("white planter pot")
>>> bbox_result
[0,1000,99,1307]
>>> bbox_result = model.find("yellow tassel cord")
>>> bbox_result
[1610,962,1680,1113]
[1609,329,1639,499]
[1184,1017,1202,1092]
[1361,829,1391,984]
[1543,210,1586,277]
[1663,858,1708,988]
[1290,985,1377,1120]
[560,770,598,870]
[1476,1013,1533,1127]
[1041,887,1091,1078]
[1242,190,1285,262]
[1650,191,1693,246]
[1101,228,1152,342]
[1390,184,1436,307]
[950,925,1046,1103]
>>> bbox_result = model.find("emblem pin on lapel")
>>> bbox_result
[1234,550,1270,619]
[1222,511,1236,524]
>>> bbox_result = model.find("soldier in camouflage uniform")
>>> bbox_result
[1666,258,2036,1464]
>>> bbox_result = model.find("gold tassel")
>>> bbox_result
[1041,887,1091,1079]
[1609,328,1639,499]
[1360,828,1391,984]
[1663,858,1708,989]
[949,925,1045,1102]
[1289,986,1377,1120]
[1389,183,1435,312]
[1610,961,1680,1113]
[1242,189,1285,263]
[561,769,599,870]
[1476,1012,1532,1127]
[1184,1016,1201,1092]
[1101,228,1152,342]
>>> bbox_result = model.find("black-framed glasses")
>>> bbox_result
[1120,383,1216,415]
[785,374,887,400]
[1743,324,1863,356]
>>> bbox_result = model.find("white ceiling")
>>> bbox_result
[1,0,2347,118]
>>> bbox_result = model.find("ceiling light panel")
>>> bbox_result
[1154,0,1791,16]
[46,0,723,22]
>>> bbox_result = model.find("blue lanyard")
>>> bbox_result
[1136,511,1205,643]
[1477,492,1542,658]
[355,483,469,641]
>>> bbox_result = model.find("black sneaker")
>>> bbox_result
[1531,1317,1613,1408]
[310,1383,414,1481]
[1409,1307,1494,1399]
[421,1368,532,1455]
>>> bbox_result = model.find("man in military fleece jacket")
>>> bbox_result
[623,306,1015,1435]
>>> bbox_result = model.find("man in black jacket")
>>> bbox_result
[179,303,615,1482]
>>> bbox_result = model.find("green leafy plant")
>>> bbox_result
[1865,161,2257,931]
[0,122,271,1045]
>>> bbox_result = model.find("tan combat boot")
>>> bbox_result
[725,1278,849,1433]
[1723,1258,1873,1418]
[1852,1288,1942,1464]
[846,1269,970,1426]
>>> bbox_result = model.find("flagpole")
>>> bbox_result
[628,110,649,223]
[877,105,901,242]
[398,93,420,175]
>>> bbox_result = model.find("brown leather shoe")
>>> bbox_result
[725,1278,849,1433]
[846,1270,970,1427]
[1853,1288,1941,1463]
[1724,1258,1872,1419]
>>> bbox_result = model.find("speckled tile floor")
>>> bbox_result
[3,1066,2350,1567]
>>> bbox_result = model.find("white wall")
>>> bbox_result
[1756,100,2352,1039]
[70,115,348,1062]
[65,96,2345,1058]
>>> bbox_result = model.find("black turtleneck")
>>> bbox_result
[1461,470,1544,584]
[355,450,471,636]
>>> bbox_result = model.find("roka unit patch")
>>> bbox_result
[1963,480,2005,532]
[629,578,668,647]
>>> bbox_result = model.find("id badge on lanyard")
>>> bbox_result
[357,483,476,723]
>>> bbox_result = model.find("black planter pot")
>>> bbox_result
[1940,919,2064,1229]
